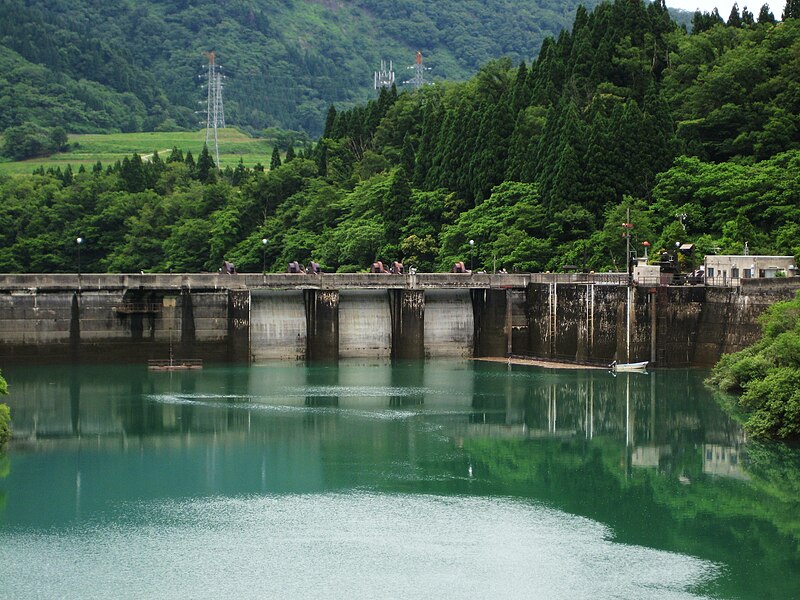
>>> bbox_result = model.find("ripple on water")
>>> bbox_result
[146,392,436,421]
[1,492,719,600]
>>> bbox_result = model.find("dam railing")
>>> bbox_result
[0,272,632,292]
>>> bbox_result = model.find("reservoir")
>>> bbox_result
[0,361,798,599]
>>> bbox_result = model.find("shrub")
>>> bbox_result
[709,291,800,440]
[740,367,800,438]
[0,403,10,449]
[0,371,8,449]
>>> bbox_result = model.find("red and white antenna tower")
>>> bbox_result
[404,50,431,91]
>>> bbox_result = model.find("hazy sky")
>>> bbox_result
[667,0,779,18]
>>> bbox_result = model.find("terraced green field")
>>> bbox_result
[0,129,275,176]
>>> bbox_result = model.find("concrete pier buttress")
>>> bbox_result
[472,289,509,358]
[390,289,425,360]
[304,289,339,362]
[227,290,250,363]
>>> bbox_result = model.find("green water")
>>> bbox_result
[0,361,798,599]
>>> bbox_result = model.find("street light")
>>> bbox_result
[76,237,84,276]
[469,239,475,272]
[262,238,269,274]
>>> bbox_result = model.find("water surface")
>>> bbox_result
[1,361,798,599]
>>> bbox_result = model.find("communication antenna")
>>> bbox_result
[404,50,431,91]
[199,50,226,166]
[374,59,395,90]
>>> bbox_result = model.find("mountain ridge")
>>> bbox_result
[0,0,694,136]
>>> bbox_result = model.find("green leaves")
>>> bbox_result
[710,291,800,439]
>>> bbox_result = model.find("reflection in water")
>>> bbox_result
[0,363,765,492]
[0,361,798,599]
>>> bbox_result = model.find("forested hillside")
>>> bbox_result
[0,0,798,276]
[0,0,610,137]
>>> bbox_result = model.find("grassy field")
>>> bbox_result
[0,129,275,176]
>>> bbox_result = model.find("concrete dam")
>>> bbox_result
[0,273,797,367]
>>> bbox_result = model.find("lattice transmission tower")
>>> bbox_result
[374,59,395,90]
[200,50,226,165]
[404,51,431,91]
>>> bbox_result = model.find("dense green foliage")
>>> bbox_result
[0,0,617,138]
[1,122,68,160]
[709,291,800,439]
[0,371,9,449]
[0,2,798,275]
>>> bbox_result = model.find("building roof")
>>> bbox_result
[704,255,795,260]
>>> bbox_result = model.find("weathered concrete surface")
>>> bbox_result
[304,289,339,362]
[472,289,508,358]
[338,290,392,358]
[423,289,474,358]
[1,274,797,366]
[390,289,425,360]
[0,288,236,363]
[251,290,306,361]
[522,280,800,367]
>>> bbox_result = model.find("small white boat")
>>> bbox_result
[609,360,648,372]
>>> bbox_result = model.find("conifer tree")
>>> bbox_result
[783,0,800,19]
[401,133,416,175]
[62,164,73,185]
[120,154,146,192]
[270,147,282,170]
[728,3,743,26]
[197,144,216,183]
[323,106,337,138]
[384,167,412,243]
[471,93,514,203]
[426,106,456,191]
[285,145,296,162]
[510,62,530,113]
[167,146,184,163]
[413,101,444,188]
[758,4,776,22]
[315,140,328,176]
[231,158,248,186]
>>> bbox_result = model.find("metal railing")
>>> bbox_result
[528,273,630,285]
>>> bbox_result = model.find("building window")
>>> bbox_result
[731,267,739,279]
[743,269,752,278]
[707,267,715,278]
[759,269,766,278]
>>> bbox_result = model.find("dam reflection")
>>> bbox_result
[5,362,744,472]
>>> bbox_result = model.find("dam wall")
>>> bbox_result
[0,273,797,366]
[524,279,800,367]
[0,286,238,363]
